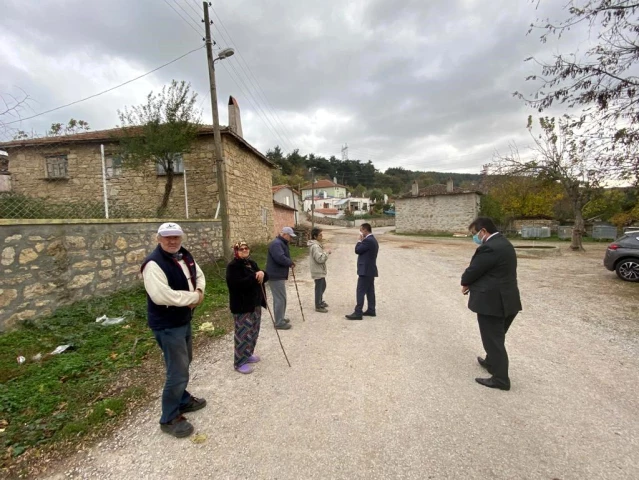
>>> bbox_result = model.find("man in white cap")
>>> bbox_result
[140,222,207,438]
[266,226,296,329]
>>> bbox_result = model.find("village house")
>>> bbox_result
[272,200,297,236]
[0,97,276,246]
[395,178,481,234]
[300,178,347,201]
[272,185,301,225]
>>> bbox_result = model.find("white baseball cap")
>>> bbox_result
[158,222,184,237]
[281,226,297,237]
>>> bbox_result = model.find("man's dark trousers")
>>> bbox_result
[355,275,375,315]
[477,313,517,385]
[153,323,193,424]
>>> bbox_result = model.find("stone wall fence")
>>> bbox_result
[0,219,222,331]
[307,214,395,228]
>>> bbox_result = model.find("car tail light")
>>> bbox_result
[608,244,620,250]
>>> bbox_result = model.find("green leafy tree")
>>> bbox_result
[48,118,90,136]
[116,80,200,215]
[352,184,366,197]
[369,189,385,204]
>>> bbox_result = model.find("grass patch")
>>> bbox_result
[0,242,305,471]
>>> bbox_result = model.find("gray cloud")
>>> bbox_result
[0,0,583,173]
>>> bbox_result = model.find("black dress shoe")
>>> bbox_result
[362,311,376,317]
[477,356,491,372]
[475,377,510,391]
[345,313,363,320]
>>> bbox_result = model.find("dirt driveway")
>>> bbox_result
[47,227,639,480]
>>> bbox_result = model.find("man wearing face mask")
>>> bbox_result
[141,222,206,438]
[461,217,522,391]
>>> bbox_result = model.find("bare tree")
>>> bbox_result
[0,89,32,141]
[494,115,608,250]
[517,1,639,182]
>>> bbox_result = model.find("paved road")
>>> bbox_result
[48,227,639,479]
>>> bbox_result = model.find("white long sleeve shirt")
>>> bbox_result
[142,259,206,307]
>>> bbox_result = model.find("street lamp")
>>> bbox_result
[216,48,235,61]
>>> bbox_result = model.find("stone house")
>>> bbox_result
[301,178,347,200]
[0,113,276,247]
[395,179,481,234]
[272,185,301,225]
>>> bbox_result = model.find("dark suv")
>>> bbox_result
[604,232,639,282]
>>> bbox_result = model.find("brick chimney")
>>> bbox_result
[228,96,243,137]
[446,177,454,193]
[411,180,419,196]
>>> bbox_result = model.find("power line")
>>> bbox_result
[184,0,204,21]
[216,60,294,151]
[206,2,297,149]
[5,46,205,126]
[162,0,203,38]
[172,0,204,32]
[213,12,297,146]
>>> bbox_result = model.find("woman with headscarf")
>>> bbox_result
[226,241,269,374]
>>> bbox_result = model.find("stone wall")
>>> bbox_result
[273,204,295,237]
[308,215,395,228]
[510,218,559,233]
[0,219,222,331]
[396,194,480,234]
[6,138,219,218]
[224,137,274,246]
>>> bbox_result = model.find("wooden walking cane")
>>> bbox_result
[291,266,306,322]
[260,283,292,367]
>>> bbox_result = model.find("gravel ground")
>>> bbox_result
[45,227,639,480]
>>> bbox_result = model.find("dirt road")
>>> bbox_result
[47,227,639,479]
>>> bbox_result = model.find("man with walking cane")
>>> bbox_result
[266,227,296,330]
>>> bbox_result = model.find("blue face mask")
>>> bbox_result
[472,233,482,245]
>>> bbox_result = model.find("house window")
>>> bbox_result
[105,154,123,178]
[156,154,184,175]
[45,155,68,179]
[323,203,330,209]
[262,207,268,225]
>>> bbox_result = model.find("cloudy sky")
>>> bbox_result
[1,0,586,173]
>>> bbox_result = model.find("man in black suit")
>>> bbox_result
[461,217,522,391]
[346,223,379,320]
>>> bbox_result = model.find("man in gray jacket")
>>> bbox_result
[266,227,296,330]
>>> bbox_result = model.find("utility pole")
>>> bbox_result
[310,167,315,231]
[204,1,231,260]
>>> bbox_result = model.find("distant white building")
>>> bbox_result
[335,197,371,216]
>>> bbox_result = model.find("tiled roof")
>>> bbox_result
[315,208,339,215]
[273,200,296,211]
[0,125,275,168]
[301,179,346,190]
